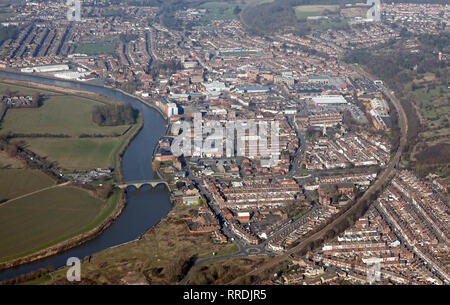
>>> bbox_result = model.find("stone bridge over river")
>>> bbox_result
[115,179,170,191]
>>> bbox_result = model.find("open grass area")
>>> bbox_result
[295,5,339,18]
[11,114,141,172]
[40,203,234,285]
[0,186,112,261]
[13,137,120,170]
[198,244,239,259]
[0,169,55,201]
[188,256,269,285]
[1,95,130,137]
[415,86,449,109]
[0,82,57,97]
[74,42,116,56]
[310,18,349,31]
[413,84,450,140]
[200,2,239,20]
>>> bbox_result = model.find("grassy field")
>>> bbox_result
[0,169,55,201]
[0,81,139,171]
[0,82,57,97]
[188,256,269,285]
[13,137,120,170]
[414,84,450,140]
[198,244,239,259]
[295,5,339,18]
[0,186,113,261]
[11,114,141,172]
[37,203,235,285]
[1,95,130,137]
[310,18,349,31]
[340,7,368,18]
[74,43,116,56]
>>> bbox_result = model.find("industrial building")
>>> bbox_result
[20,64,70,73]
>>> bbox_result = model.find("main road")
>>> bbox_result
[229,66,409,284]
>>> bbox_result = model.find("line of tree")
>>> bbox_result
[7,133,70,138]
[79,133,123,138]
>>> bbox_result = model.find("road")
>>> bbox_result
[0,182,70,207]
[228,66,409,284]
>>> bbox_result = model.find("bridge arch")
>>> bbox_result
[116,180,170,191]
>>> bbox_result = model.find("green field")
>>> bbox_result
[414,84,450,139]
[74,42,116,56]
[1,95,130,137]
[198,244,239,259]
[310,18,349,31]
[0,169,54,201]
[295,5,339,18]
[13,137,120,170]
[35,204,236,284]
[11,114,140,172]
[0,186,117,261]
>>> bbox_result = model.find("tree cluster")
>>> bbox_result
[92,104,138,126]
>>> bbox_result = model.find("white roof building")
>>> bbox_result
[311,95,348,106]
[21,64,70,73]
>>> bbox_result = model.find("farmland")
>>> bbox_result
[0,186,115,262]
[0,82,52,97]
[0,81,139,171]
[0,80,130,264]
[0,169,55,201]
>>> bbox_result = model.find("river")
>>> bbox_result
[0,71,172,282]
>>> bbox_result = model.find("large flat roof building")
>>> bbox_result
[21,64,70,73]
[311,95,348,106]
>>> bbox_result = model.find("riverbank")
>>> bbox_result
[0,189,126,274]
[114,112,144,183]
